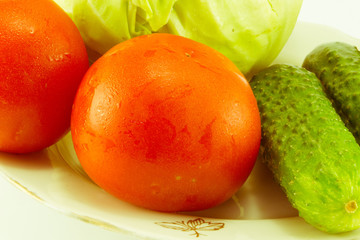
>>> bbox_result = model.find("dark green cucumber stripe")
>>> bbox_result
[250,64,360,233]
[303,42,360,144]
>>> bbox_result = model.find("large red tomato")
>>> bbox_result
[71,33,261,212]
[0,0,88,153]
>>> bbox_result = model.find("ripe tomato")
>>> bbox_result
[0,0,88,153]
[71,33,261,212]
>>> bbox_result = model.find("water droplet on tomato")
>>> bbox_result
[29,26,35,34]
[47,53,71,62]
[116,102,121,109]
[14,129,24,141]
[55,55,64,61]
[150,184,161,195]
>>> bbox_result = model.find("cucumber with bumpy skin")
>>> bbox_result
[303,42,360,144]
[250,64,360,233]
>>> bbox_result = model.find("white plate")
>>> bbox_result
[0,22,359,240]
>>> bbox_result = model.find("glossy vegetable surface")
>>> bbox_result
[71,33,261,212]
[251,64,360,233]
[0,0,89,153]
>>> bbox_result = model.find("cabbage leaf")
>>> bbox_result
[54,0,303,75]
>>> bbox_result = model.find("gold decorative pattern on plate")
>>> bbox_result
[155,218,225,237]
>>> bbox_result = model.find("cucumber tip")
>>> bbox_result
[345,200,358,214]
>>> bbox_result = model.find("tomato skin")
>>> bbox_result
[0,0,88,153]
[71,33,261,212]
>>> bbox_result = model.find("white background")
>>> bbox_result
[1,1,360,239]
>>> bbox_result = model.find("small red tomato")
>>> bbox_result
[71,33,261,212]
[0,0,88,153]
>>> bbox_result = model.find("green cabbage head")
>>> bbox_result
[54,0,303,76]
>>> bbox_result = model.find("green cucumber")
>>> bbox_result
[250,64,360,233]
[303,42,360,144]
